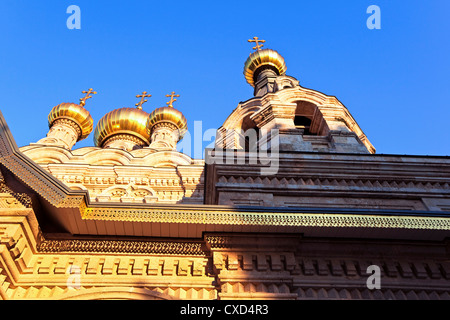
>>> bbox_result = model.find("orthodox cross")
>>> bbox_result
[166,91,180,108]
[135,91,152,109]
[248,37,265,51]
[79,88,97,106]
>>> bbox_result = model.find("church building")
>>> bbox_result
[0,38,449,300]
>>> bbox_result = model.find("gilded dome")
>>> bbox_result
[243,49,287,87]
[146,107,188,139]
[48,102,94,141]
[93,107,151,147]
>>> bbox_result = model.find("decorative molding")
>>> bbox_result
[205,235,233,249]
[80,206,450,230]
[151,122,179,132]
[37,236,205,256]
[54,195,85,208]
[216,175,450,192]
[52,118,82,138]
[103,134,147,148]
[0,176,32,208]
[0,194,26,209]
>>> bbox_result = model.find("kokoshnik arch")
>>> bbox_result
[0,38,449,300]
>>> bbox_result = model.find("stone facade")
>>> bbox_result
[20,145,205,205]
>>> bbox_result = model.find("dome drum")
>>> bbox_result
[146,107,188,141]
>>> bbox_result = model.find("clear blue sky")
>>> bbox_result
[0,0,449,157]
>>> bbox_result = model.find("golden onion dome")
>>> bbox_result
[93,107,151,147]
[48,102,94,141]
[146,107,188,139]
[243,48,287,87]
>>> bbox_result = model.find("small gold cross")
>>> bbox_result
[248,37,266,51]
[166,91,180,108]
[79,88,97,107]
[135,91,152,110]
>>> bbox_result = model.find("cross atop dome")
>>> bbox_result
[135,91,152,110]
[248,37,266,51]
[166,91,180,108]
[79,88,97,107]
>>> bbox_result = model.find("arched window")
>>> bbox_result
[294,101,328,136]
[240,114,259,151]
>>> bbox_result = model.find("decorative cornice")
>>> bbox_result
[216,175,450,193]
[37,236,205,256]
[80,206,450,231]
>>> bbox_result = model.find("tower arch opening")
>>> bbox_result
[294,100,328,136]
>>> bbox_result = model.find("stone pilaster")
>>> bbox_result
[251,101,313,152]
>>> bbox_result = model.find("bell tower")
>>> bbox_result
[215,38,375,154]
